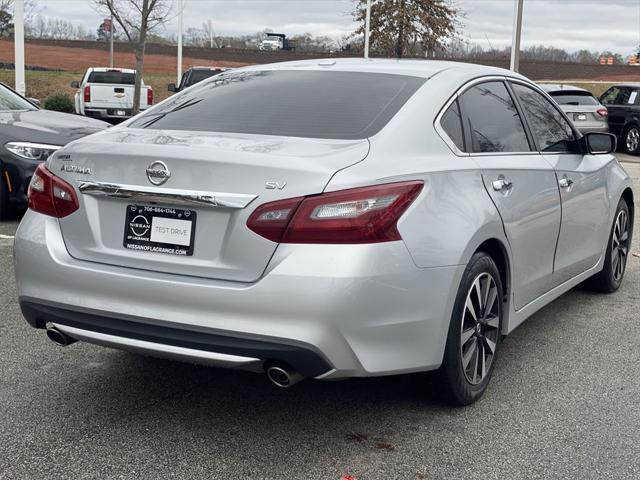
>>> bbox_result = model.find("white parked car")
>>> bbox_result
[71,68,153,122]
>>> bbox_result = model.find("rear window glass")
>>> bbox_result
[88,71,136,85]
[129,70,426,139]
[549,91,598,106]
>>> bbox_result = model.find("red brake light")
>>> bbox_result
[28,164,79,218]
[147,87,154,105]
[83,85,91,103]
[596,108,608,118]
[247,181,423,244]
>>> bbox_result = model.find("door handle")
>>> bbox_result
[492,177,513,192]
[558,177,574,188]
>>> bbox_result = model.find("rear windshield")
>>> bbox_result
[549,91,598,106]
[129,70,425,139]
[88,71,136,85]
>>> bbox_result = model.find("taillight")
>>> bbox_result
[596,108,608,118]
[247,181,423,244]
[83,85,91,103]
[28,164,79,218]
[147,87,154,105]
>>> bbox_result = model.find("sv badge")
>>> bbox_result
[265,181,287,190]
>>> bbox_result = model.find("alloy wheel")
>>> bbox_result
[626,128,639,152]
[460,273,501,385]
[612,209,630,282]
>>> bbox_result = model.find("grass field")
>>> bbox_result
[0,70,177,105]
[0,69,616,109]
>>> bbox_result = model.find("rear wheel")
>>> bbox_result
[438,253,503,406]
[589,199,631,293]
[623,125,640,155]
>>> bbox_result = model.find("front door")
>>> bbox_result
[510,81,612,286]
[458,80,562,310]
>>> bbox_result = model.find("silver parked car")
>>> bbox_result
[541,84,609,134]
[14,60,634,405]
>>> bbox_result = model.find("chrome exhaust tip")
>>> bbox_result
[266,364,303,388]
[46,326,77,347]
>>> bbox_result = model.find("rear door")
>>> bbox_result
[458,80,562,310]
[511,82,611,284]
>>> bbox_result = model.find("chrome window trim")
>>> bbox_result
[434,75,546,157]
[77,181,258,209]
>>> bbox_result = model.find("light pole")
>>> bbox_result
[177,0,184,85]
[14,0,25,96]
[364,0,371,59]
[109,15,114,68]
[510,0,524,72]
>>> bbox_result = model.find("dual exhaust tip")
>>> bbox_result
[46,325,304,388]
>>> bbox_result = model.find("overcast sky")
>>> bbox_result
[37,0,640,54]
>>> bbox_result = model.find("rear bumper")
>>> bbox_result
[83,107,148,120]
[14,212,464,378]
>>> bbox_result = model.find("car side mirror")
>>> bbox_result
[168,83,177,92]
[583,132,616,155]
[28,97,41,107]
[70,81,80,88]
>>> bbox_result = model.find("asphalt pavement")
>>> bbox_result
[0,161,638,480]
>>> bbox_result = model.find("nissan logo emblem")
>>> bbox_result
[146,161,171,186]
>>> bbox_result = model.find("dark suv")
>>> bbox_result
[599,84,640,155]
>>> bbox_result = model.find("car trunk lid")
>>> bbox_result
[52,128,369,282]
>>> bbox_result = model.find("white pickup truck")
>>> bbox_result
[71,68,153,122]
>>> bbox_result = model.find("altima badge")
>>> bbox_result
[146,161,171,186]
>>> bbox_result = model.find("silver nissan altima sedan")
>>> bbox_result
[14,59,635,405]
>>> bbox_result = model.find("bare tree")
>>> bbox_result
[93,0,173,114]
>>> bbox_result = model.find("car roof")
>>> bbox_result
[539,83,591,94]
[609,83,640,88]
[236,58,528,81]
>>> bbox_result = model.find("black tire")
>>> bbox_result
[0,164,10,221]
[588,199,632,293]
[623,125,640,155]
[437,252,504,406]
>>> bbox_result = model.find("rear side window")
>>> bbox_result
[439,100,465,151]
[129,70,426,140]
[458,81,531,153]
[512,83,579,153]
[549,91,598,106]
[88,71,136,85]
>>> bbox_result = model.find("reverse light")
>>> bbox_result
[247,181,423,244]
[4,142,61,161]
[28,163,79,218]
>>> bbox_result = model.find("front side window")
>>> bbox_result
[129,70,426,140]
[600,87,633,105]
[512,83,579,153]
[458,81,530,153]
[439,100,465,151]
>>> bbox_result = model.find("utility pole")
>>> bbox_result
[364,0,371,59]
[208,19,213,48]
[177,0,184,85]
[14,0,25,95]
[510,0,524,72]
[109,15,114,68]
